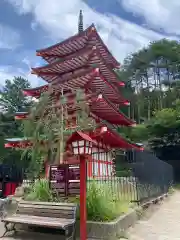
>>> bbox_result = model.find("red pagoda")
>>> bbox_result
[5,10,143,179]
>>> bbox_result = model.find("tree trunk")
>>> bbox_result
[59,88,64,164]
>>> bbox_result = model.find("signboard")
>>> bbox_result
[50,165,67,195]
[49,164,80,196]
[68,165,80,195]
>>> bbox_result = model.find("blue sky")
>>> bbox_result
[0,0,179,88]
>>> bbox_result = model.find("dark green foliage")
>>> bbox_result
[124,102,180,150]
[119,39,180,123]
[25,179,131,221]
[0,77,31,113]
[116,39,180,153]
[114,152,132,177]
[25,179,59,202]
[21,88,97,178]
[0,77,31,170]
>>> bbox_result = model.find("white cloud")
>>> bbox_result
[0,65,43,87]
[0,24,21,50]
[121,0,180,35]
[6,0,178,64]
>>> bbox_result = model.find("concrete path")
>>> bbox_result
[127,191,180,240]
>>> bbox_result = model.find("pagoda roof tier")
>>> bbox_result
[32,68,128,105]
[15,112,29,120]
[36,24,120,68]
[23,85,72,98]
[5,129,143,151]
[32,47,124,88]
[15,92,134,126]
[23,85,49,97]
[4,138,32,148]
[90,94,135,126]
[91,127,143,150]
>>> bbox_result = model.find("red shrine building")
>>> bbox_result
[5,11,143,178]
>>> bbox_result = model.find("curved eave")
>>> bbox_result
[5,138,32,148]
[93,128,143,150]
[91,95,135,126]
[15,112,29,120]
[92,25,120,68]
[23,85,49,97]
[4,128,142,151]
[36,24,119,68]
[23,85,72,98]
[4,138,47,149]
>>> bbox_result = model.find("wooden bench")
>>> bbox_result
[1,201,77,239]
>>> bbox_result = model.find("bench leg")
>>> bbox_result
[73,224,76,240]
[1,222,16,238]
[65,225,76,240]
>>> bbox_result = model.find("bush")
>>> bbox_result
[24,179,58,202]
[85,181,130,221]
[24,179,131,222]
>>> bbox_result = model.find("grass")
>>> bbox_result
[173,183,180,190]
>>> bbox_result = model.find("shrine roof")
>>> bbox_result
[5,138,29,142]
[15,112,28,115]
[95,127,143,150]
[67,131,97,145]
[4,129,143,151]
[36,24,119,68]
[15,112,28,120]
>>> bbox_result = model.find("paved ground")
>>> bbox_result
[127,191,180,240]
[1,192,180,239]
[0,227,63,240]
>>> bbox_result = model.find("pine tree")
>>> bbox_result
[22,88,97,177]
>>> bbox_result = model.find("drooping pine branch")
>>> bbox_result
[22,88,97,167]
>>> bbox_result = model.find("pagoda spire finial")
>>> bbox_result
[78,10,84,33]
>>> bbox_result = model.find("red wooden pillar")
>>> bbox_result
[80,155,87,240]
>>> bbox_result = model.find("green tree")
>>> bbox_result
[120,39,180,122]
[22,88,97,178]
[0,77,31,168]
[0,76,31,113]
[123,101,180,151]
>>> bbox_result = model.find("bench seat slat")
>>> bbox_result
[19,201,76,207]
[17,208,74,215]
[18,204,75,211]
[2,215,75,228]
[17,210,74,219]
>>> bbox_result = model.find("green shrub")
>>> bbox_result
[86,181,130,221]
[24,179,131,222]
[25,179,58,202]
